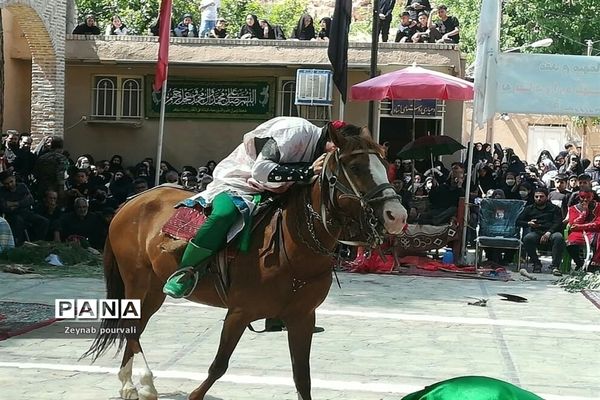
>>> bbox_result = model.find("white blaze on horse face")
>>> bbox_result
[368,154,408,234]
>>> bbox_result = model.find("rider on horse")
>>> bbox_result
[163,116,362,298]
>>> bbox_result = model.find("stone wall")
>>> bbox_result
[1,0,66,137]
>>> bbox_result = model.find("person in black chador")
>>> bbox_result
[72,14,101,35]
[239,14,263,39]
[291,14,315,40]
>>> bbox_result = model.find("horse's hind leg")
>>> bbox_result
[285,312,316,400]
[118,346,138,399]
[119,274,166,400]
[188,309,248,400]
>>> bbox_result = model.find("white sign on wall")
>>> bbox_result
[496,53,600,117]
[295,69,333,106]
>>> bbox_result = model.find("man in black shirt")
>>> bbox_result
[72,14,101,35]
[34,190,63,241]
[429,5,460,43]
[517,187,565,273]
[411,12,431,43]
[0,171,48,244]
[548,174,570,217]
[395,12,416,43]
[585,154,600,183]
[56,197,107,250]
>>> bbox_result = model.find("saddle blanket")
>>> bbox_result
[161,206,207,242]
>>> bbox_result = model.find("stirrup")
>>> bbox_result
[165,266,200,298]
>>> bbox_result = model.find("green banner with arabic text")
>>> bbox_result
[146,78,275,119]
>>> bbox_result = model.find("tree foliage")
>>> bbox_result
[443,0,600,63]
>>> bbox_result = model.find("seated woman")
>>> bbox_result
[317,17,331,40]
[290,14,315,40]
[259,19,286,40]
[105,15,128,35]
[239,14,263,39]
[566,188,600,271]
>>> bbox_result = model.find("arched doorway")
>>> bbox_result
[0,0,66,137]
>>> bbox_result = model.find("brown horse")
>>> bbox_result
[82,129,408,400]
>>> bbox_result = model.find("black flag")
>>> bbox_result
[328,0,352,103]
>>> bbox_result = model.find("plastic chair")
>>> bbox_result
[475,199,527,270]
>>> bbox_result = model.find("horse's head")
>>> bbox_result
[320,124,408,245]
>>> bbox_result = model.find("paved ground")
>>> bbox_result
[1,270,599,400]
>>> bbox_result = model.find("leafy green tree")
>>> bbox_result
[442,0,600,63]
[268,0,309,36]
[75,0,197,35]
[219,0,264,35]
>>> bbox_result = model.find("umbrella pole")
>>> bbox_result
[412,100,416,183]
[461,115,477,264]
[430,152,435,172]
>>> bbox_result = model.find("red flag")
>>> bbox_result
[153,0,173,92]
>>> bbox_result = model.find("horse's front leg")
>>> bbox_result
[284,311,316,400]
[188,309,248,400]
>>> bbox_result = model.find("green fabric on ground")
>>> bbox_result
[561,226,572,273]
[401,376,543,400]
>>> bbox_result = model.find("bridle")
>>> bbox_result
[319,148,401,247]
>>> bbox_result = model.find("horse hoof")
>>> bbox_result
[138,387,158,400]
[119,385,139,400]
[188,388,206,400]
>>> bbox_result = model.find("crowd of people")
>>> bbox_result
[386,141,600,274]
[0,130,217,251]
[72,1,459,44]
[1,126,596,274]
[72,9,331,41]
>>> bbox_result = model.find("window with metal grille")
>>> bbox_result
[277,78,330,123]
[92,76,143,120]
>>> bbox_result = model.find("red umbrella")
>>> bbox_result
[351,65,474,143]
[351,65,474,101]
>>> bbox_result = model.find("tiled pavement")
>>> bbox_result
[0,271,599,400]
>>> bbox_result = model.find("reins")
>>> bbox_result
[318,148,401,247]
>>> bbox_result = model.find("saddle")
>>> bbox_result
[160,195,280,302]
[161,195,276,243]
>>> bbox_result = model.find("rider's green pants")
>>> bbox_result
[180,192,240,268]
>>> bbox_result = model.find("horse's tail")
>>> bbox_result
[80,235,127,362]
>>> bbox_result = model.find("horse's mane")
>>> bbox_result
[339,132,385,158]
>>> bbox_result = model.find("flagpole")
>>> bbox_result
[461,112,477,262]
[368,0,380,133]
[154,77,168,186]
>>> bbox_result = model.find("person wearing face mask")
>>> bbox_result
[501,172,520,200]
[559,154,583,176]
[516,182,534,205]
[517,187,565,273]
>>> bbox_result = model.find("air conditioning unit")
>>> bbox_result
[295,69,333,106]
